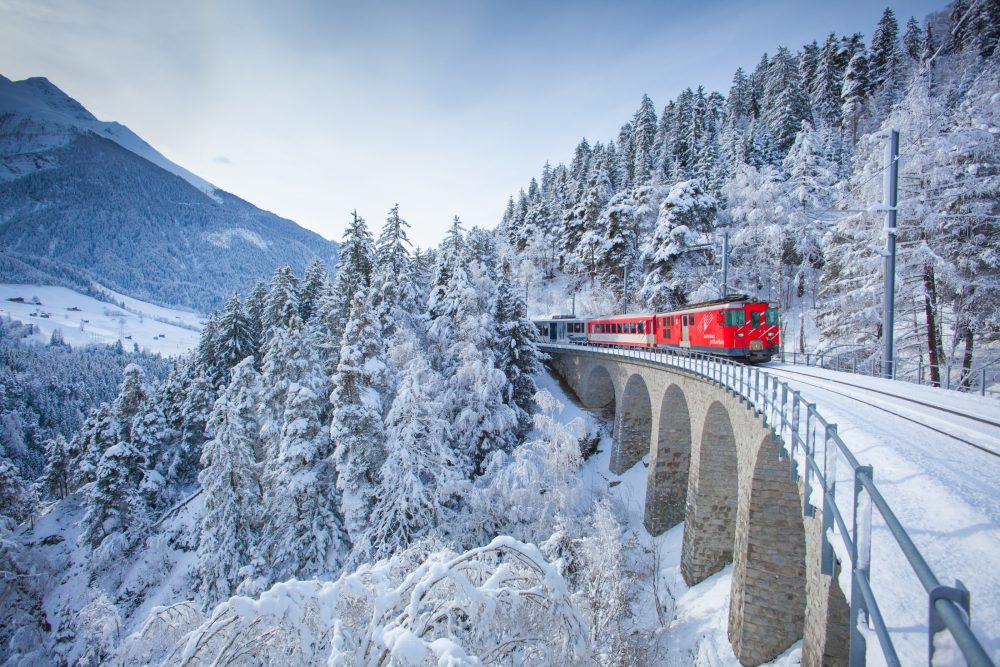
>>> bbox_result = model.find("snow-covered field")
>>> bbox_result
[0,284,202,356]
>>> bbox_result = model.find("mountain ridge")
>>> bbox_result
[0,74,338,312]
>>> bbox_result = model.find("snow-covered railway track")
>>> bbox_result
[764,365,1000,458]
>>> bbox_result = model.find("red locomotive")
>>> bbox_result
[535,295,780,363]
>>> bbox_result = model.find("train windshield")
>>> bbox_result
[724,309,746,326]
[765,308,780,326]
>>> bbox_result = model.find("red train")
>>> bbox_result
[534,295,780,363]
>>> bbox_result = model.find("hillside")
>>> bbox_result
[0,75,337,311]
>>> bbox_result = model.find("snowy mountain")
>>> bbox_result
[0,74,338,311]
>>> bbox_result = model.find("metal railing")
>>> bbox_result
[540,341,995,667]
[781,350,998,398]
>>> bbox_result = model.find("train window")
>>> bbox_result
[765,308,780,326]
[750,312,762,327]
[665,328,671,338]
[724,310,746,327]
[638,322,644,334]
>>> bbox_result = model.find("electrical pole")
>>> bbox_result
[721,231,730,298]
[883,129,899,379]
[623,266,629,314]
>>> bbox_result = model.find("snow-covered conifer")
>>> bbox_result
[215,292,253,374]
[40,434,70,500]
[330,291,387,545]
[79,439,147,550]
[363,329,460,561]
[264,265,300,333]
[197,358,264,605]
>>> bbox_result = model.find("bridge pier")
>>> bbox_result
[644,384,691,534]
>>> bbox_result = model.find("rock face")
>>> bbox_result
[0,74,337,312]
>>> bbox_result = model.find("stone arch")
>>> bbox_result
[728,434,807,665]
[681,400,738,585]
[581,364,615,410]
[644,384,692,535]
[609,373,652,475]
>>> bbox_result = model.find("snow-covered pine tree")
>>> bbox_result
[130,398,174,511]
[0,458,35,525]
[40,434,70,500]
[903,16,923,62]
[324,210,375,370]
[262,342,346,581]
[363,329,460,561]
[244,279,269,367]
[842,50,870,146]
[264,265,301,334]
[780,122,837,301]
[762,46,811,160]
[215,292,253,376]
[299,257,330,323]
[79,438,147,551]
[258,315,307,461]
[442,261,518,476]
[197,358,264,606]
[639,179,717,309]
[112,363,149,448]
[330,291,387,547]
[69,403,116,491]
[811,34,846,131]
[494,261,541,437]
[172,368,214,489]
[632,94,658,185]
[195,312,222,388]
[428,216,466,322]
[868,8,906,121]
[372,204,421,338]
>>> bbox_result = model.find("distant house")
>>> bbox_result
[6,297,25,303]
[66,306,82,311]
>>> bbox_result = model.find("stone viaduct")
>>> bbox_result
[546,346,850,666]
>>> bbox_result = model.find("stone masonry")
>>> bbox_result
[546,348,849,666]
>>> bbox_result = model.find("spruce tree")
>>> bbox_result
[494,262,541,437]
[264,265,301,333]
[326,211,375,368]
[365,331,459,561]
[841,51,870,145]
[631,94,658,185]
[40,435,70,500]
[903,17,923,61]
[330,291,387,546]
[215,293,253,374]
[197,358,264,605]
[79,439,147,550]
[299,257,330,323]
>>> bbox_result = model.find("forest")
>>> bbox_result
[501,3,998,386]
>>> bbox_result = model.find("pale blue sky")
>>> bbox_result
[1,0,945,248]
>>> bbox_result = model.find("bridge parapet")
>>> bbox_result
[541,343,994,667]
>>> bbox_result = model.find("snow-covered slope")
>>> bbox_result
[0,283,201,356]
[0,75,216,198]
[0,74,339,312]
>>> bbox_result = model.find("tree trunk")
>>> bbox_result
[960,325,975,391]
[922,263,942,386]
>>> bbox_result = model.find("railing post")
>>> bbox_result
[820,425,839,565]
[946,365,951,390]
[982,368,987,397]
[850,464,875,667]
[803,403,816,516]
[928,580,971,666]
[790,390,801,477]
[755,367,760,410]
[780,384,789,458]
